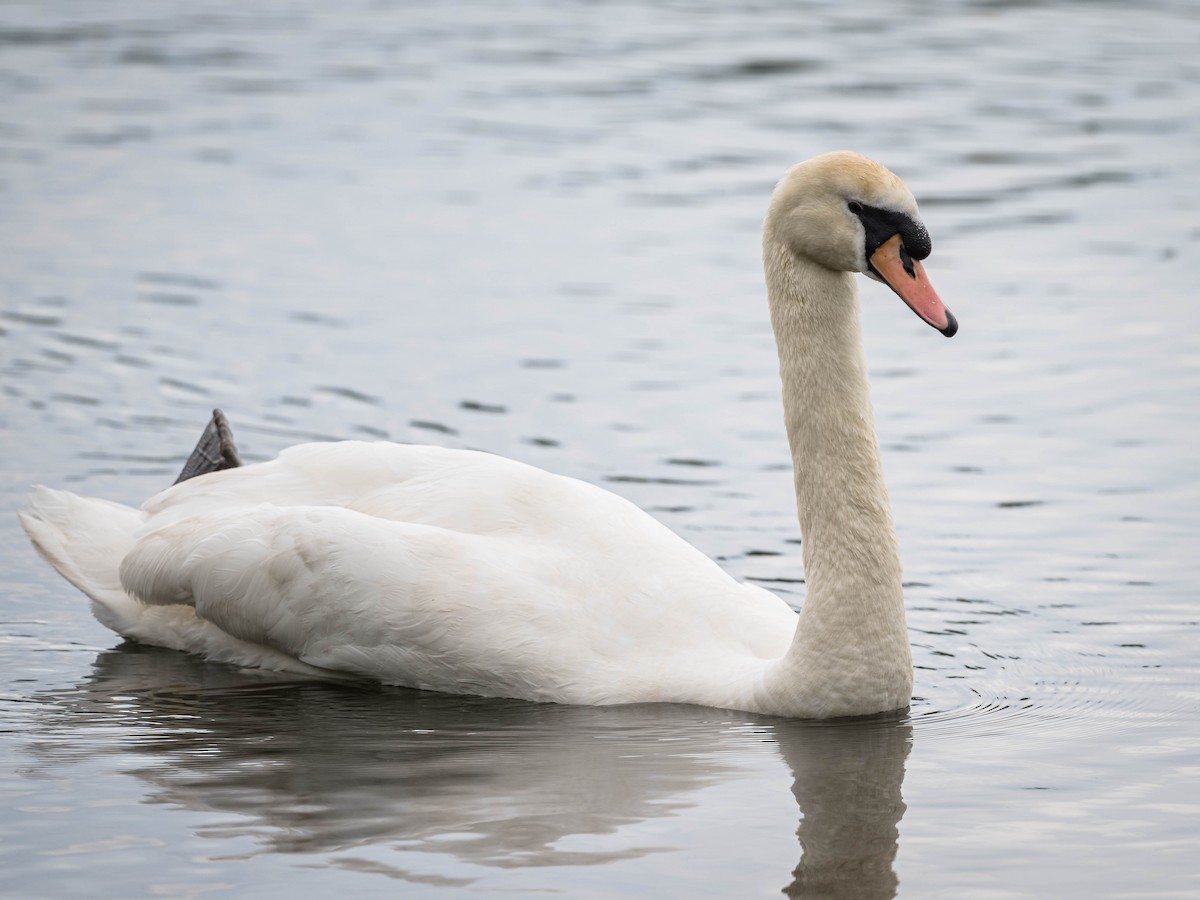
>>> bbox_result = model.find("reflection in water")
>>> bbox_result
[33,645,910,895]
[781,720,908,899]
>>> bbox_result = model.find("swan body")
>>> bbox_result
[20,152,956,718]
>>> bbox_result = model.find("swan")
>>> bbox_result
[19,151,956,719]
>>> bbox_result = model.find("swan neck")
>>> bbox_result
[760,238,911,717]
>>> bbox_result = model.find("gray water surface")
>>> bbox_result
[2,1,1198,897]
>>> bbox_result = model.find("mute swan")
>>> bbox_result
[19,152,956,719]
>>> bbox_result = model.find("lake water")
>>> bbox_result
[2,1,1198,897]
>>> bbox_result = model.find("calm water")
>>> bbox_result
[2,1,1198,897]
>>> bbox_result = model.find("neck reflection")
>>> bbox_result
[775,718,911,899]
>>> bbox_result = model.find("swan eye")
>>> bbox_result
[848,200,864,215]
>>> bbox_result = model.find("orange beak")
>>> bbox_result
[869,234,957,337]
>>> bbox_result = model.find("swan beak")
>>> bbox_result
[869,235,958,337]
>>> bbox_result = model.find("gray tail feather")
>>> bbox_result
[175,408,242,484]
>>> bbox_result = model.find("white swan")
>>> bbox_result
[19,152,956,719]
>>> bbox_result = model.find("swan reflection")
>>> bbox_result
[34,645,909,895]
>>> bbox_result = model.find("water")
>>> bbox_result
[1,1,1198,896]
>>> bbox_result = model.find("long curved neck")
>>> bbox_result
[759,239,911,717]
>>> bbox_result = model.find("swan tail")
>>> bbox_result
[19,487,332,677]
[175,408,241,484]
[17,486,145,636]
[16,405,237,637]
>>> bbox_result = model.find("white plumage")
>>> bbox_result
[20,152,956,718]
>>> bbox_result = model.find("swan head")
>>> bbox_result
[766,151,957,337]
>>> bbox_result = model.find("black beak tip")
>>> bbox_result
[940,310,959,338]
